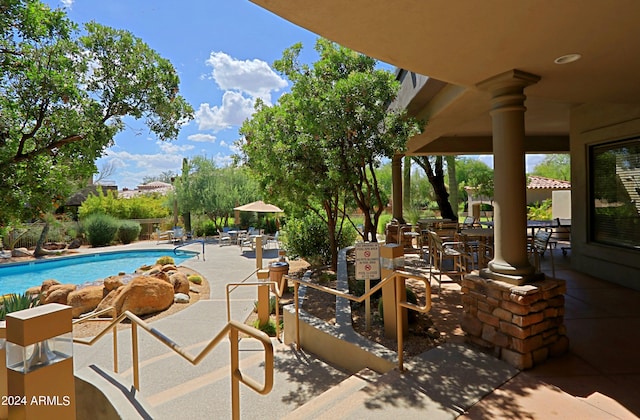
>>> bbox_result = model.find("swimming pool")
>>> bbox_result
[0,249,199,296]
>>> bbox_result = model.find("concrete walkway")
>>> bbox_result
[73,240,350,419]
[71,240,640,419]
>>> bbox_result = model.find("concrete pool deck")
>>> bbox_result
[67,239,640,419]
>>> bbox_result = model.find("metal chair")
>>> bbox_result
[428,231,466,297]
[528,229,555,278]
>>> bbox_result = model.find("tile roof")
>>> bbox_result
[527,175,571,190]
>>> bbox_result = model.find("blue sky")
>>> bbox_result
[44,0,323,189]
[45,1,544,189]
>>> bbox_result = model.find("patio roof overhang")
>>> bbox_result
[250,0,640,155]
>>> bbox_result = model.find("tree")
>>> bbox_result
[142,171,177,185]
[0,1,193,229]
[456,157,494,205]
[412,156,457,220]
[530,154,570,181]
[174,157,258,231]
[240,39,419,269]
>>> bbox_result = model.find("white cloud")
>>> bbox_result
[187,133,217,143]
[195,91,255,132]
[61,0,74,8]
[156,141,194,154]
[100,149,185,189]
[205,51,287,102]
[194,52,288,134]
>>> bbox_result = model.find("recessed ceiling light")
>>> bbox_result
[554,54,582,64]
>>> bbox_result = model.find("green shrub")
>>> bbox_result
[117,220,141,244]
[253,296,277,314]
[83,213,119,247]
[251,318,281,336]
[0,293,41,321]
[156,256,175,265]
[188,274,202,285]
[282,213,357,265]
[203,221,217,237]
[527,199,552,220]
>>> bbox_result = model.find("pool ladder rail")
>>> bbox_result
[173,239,205,261]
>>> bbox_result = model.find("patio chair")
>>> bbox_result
[172,227,185,243]
[269,231,282,249]
[156,228,173,244]
[428,231,466,298]
[218,229,232,246]
[528,229,555,278]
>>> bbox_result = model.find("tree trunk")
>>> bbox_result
[33,222,50,258]
[445,156,459,219]
[403,155,411,211]
[413,156,457,221]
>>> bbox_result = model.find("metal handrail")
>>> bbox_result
[73,307,273,420]
[290,269,431,371]
[226,279,287,341]
[173,239,206,261]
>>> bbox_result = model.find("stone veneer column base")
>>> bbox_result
[461,272,570,370]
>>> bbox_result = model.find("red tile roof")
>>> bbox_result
[527,175,571,190]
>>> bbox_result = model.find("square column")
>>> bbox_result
[5,304,75,419]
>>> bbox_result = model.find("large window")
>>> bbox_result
[590,138,640,249]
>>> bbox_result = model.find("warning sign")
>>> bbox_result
[355,242,380,280]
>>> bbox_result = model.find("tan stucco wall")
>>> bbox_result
[570,103,640,290]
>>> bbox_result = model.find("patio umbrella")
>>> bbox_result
[233,200,283,226]
[233,200,283,213]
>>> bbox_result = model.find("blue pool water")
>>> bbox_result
[0,249,198,296]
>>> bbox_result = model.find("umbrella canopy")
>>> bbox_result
[233,200,283,213]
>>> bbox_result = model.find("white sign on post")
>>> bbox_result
[355,242,380,280]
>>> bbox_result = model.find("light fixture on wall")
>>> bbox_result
[554,53,582,64]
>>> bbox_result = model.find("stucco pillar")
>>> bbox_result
[477,70,540,285]
[392,154,404,223]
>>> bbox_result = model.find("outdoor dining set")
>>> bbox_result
[393,216,565,294]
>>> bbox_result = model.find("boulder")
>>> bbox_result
[44,284,77,304]
[112,276,174,317]
[40,279,61,295]
[25,286,42,298]
[149,270,170,282]
[161,264,178,272]
[95,287,123,317]
[174,293,190,303]
[11,247,32,258]
[169,271,190,295]
[67,285,106,318]
[68,238,82,249]
[104,275,124,291]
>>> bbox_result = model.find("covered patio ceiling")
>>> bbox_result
[250,0,640,155]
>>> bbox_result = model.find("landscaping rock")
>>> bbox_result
[150,270,170,282]
[26,286,42,297]
[104,275,124,291]
[44,284,77,304]
[12,247,32,258]
[161,264,178,272]
[174,293,190,303]
[95,287,123,317]
[68,238,82,249]
[40,279,61,295]
[67,285,106,318]
[112,276,174,316]
[169,272,190,295]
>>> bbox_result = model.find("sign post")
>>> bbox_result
[355,242,380,330]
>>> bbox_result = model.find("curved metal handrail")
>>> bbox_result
[290,269,431,371]
[173,239,205,261]
[73,307,273,419]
